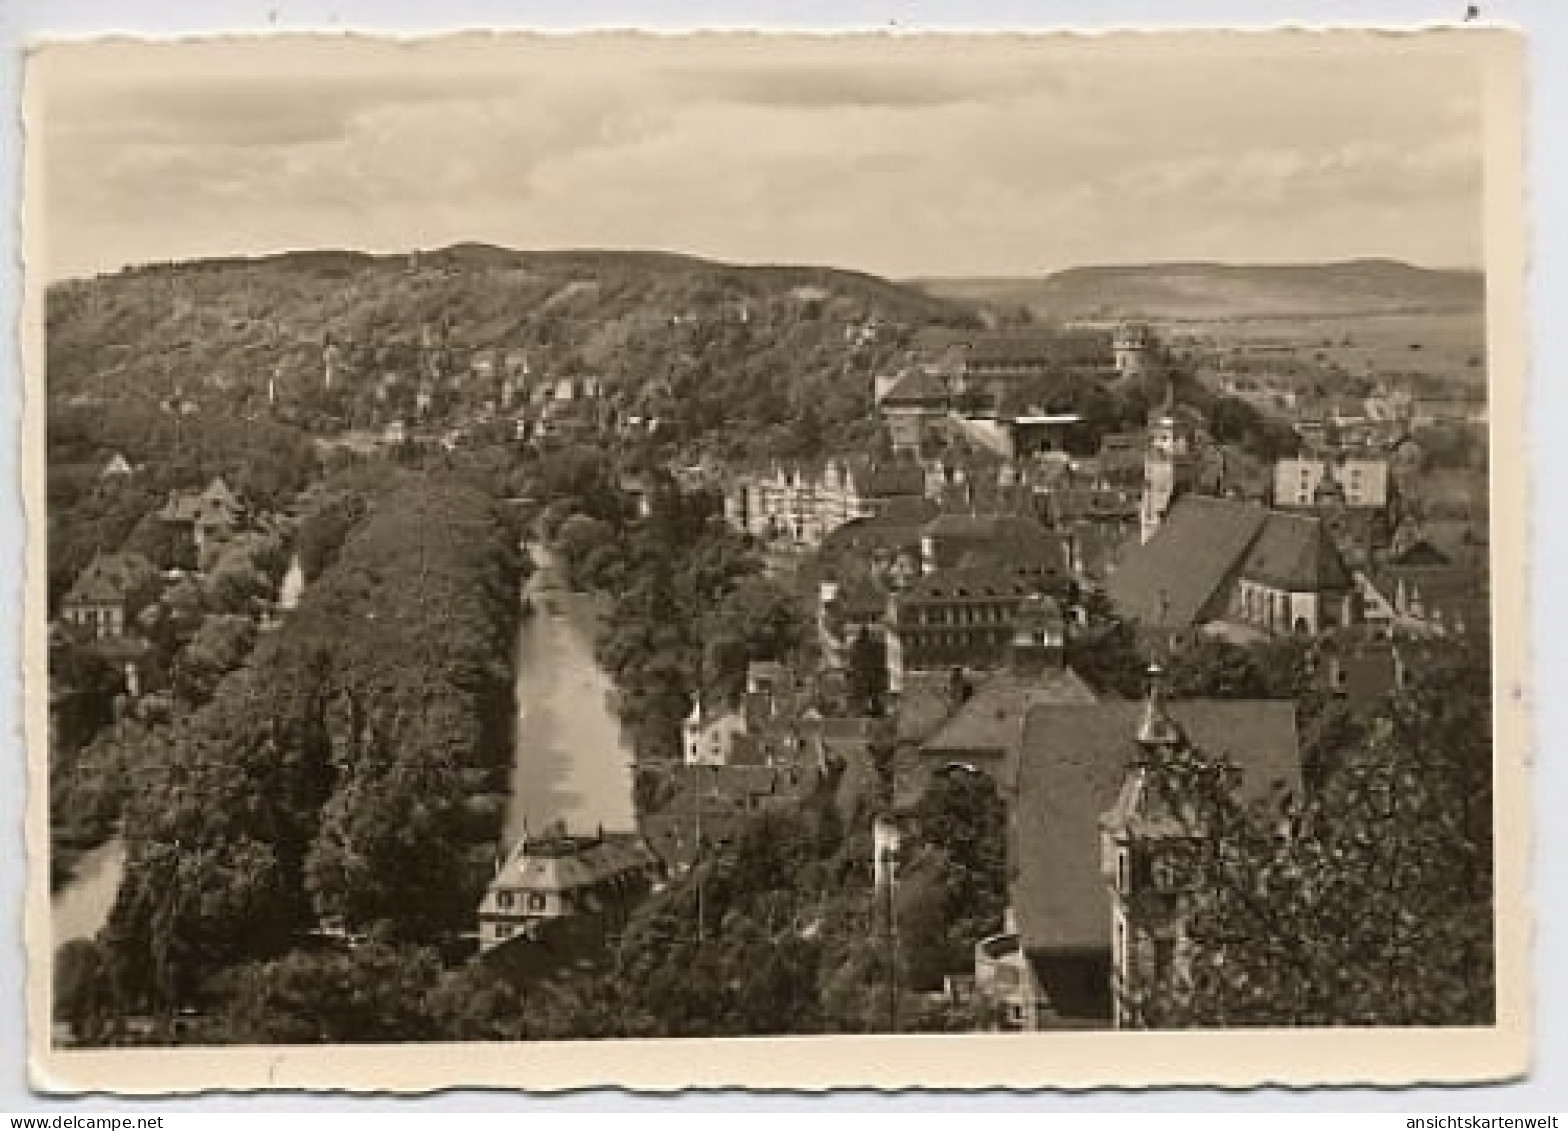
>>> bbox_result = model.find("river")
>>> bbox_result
[51,838,124,949]
[278,553,305,612]
[49,542,634,951]
[503,543,637,843]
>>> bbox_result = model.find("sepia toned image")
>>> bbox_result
[23,28,1530,1093]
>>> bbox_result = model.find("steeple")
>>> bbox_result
[1136,661,1182,752]
[1313,453,1347,507]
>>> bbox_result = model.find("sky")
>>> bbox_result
[31,31,1490,282]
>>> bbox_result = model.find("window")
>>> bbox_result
[1153,938,1176,982]
[1151,852,1181,893]
[495,923,513,939]
[526,893,548,913]
[497,891,515,911]
[1116,848,1130,894]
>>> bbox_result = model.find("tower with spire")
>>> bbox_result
[1138,378,1201,543]
[1101,661,1197,1028]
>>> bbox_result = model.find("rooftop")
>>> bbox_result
[1013,700,1300,954]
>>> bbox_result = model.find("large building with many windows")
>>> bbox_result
[724,457,925,548]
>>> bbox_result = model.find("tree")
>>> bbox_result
[1132,639,1493,1028]
[295,495,367,582]
[220,943,443,1044]
[1065,618,1147,699]
[54,939,114,1043]
[173,614,257,706]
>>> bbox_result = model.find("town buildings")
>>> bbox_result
[681,699,751,767]
[59,551,161,641]
[1273,453,1395,569]
[874,366,952,455]
[156,476,247,559]
[477,829,661,954]
[1108,495,1357,644]
[974,671,1300,1028]
[1274,455,1391,511]
[1138,385,1209,544]
[724,457,926,548]
[1358,536,1489,639]
[1098,671,1301,1029]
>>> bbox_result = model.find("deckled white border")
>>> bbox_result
[5,17,1548,1107]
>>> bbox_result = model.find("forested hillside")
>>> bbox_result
[47,245,981,461]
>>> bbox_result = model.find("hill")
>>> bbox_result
[46,245,980,461]
[914,259,1485,323]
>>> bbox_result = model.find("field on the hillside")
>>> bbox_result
[1168,310,1488,390]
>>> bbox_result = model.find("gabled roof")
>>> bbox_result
[485,833,657,903]
[1013,701,1299,954]
[921,666,1097,762]
[1106,497,1269,629]
[1240,512,1352,592]
[921,512,1068,575]
[879,367,950,407]
[1392,538,1453,568]
[62,552,159,608]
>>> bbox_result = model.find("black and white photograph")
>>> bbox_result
[24,28,1529,1092]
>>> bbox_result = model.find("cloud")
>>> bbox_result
[33,33,1488,280]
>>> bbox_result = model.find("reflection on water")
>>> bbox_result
[505,549,636,844]
[52,838,125,948]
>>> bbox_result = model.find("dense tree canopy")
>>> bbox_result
[1131,638,1493,1028]
[96,475,522,1013]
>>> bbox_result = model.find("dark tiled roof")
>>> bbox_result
[895,670,963,743]
[1241,512,1352,591]
[1106,497,1268,629]
[485,834,657,900]
[63,552,159,608]
[964,331,1110,368]
[1369,564,1488,628]
[1046,487,1140,524]
[1065,521,1137,583]
[1392,539,1452,567]
[1013,701,1299,953]
[922,667,1097,761]
[900,565,1034,606]
[922,513,1068,576]
[849,459,926,498]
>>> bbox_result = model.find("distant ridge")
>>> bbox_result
[913,259,1485,322]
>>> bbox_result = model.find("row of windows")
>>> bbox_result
[902,630,1009,650]
[905,603,1014,626]
[494,890,548,913]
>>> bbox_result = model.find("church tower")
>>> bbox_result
[1102,663,1194,1029]
[1113,322,1149,379]
[1139,379,1194,543]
